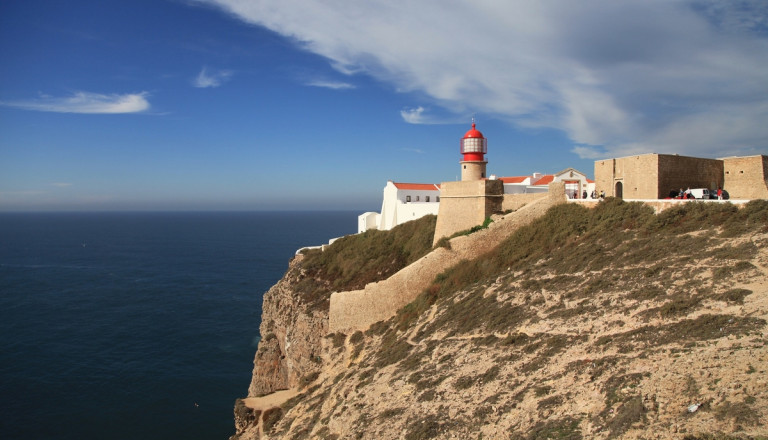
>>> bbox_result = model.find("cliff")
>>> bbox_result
[232,199,768,439]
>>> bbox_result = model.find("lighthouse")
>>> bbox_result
[460,121,487,181]
[433,121,504,245]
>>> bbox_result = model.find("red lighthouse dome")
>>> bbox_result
[460,122,487,162]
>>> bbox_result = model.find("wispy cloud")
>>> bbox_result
[400,106,427,124]
[306,79,355,90]
[193,67,233,88]
[200,0,768,158]
[52,183,73,188]
[400,106,461,124]
[1,91,150,114]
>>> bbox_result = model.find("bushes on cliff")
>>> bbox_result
[394,199,768,331]
[301,214,437,291]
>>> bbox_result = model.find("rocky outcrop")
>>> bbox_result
[232,255,329,439]
[246,255,328,396]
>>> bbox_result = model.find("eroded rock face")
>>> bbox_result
[247,254,329,397]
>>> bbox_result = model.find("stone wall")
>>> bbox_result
[657,154,723,197]
[432,179,503,245]
[595,154,725,199]
[594,158,615,198]
[723,155,768,200]
[502,192,548,212]
[595,154,662,199]
[329,182,567,334]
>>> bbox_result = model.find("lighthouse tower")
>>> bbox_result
[460,121,487,181]
[433,121,503,245]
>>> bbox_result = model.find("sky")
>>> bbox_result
[1,0,767,211]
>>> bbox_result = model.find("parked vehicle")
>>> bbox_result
[689,188,710,199]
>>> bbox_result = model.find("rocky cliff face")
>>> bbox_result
[247,254,328,397]
[233,200,768,440]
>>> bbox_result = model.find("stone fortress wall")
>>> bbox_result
[724,155,768,200]
[595,153,766,199]
[329,182,566,334]
[432,179,503,246]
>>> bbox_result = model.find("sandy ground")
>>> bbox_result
[243,389,298,411]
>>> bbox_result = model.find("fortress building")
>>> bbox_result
[358,122,594,235]
[595,153,768,200]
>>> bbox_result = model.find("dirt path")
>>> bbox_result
[242,388,298,411]
[406,304,438,346]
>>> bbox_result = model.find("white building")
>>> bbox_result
[358,181,441,233]
[498,168,595,199]
[358,169,595,233]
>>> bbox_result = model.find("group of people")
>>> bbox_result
[569,190,606,199]
[676,187,725,200]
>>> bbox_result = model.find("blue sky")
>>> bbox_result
[2,0,767,211]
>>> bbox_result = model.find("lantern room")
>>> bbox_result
[460,122,487,162]
[459,121,488,181]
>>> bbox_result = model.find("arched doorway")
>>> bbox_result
[615,181,623,199]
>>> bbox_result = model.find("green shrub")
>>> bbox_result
[301,214,436,292]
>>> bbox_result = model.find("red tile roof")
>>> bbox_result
[393,182,441,191]
[532,175,555,185]
[498,176,529,183]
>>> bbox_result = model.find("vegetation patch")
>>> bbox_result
[262,407,284,434]
[373,332,412,368]
[717,288,753,304]
[538,394,564,411]
[511,416,582,440]
[299,371,320,389]
[301,214,437,293]
[605,396,646,437]
[378,407,406,419]
[448,216,494,239]
[454,375,476,390]
[639,294,702,319]
[714,400,761,427]
[329,332,346,348]
[404,414,443,440]
[594,314,766,351]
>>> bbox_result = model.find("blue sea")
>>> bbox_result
[0,211,356,440]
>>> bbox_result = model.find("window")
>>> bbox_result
[426,196,430,202]
[416,196,420,201]
[406,196,411,202]
[437,196,440,202]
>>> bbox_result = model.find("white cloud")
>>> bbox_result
[200,0,768,158]
[52,183,73,188]
[193,67,233,88]
[400,106,427,124]
[400,106,460,124]
[1,91,150,114]
[306,79,355,89]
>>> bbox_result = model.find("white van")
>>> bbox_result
[689,188,711,199]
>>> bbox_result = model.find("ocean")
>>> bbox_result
[0,211,357,440]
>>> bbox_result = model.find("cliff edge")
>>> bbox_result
[233,199,768,440]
